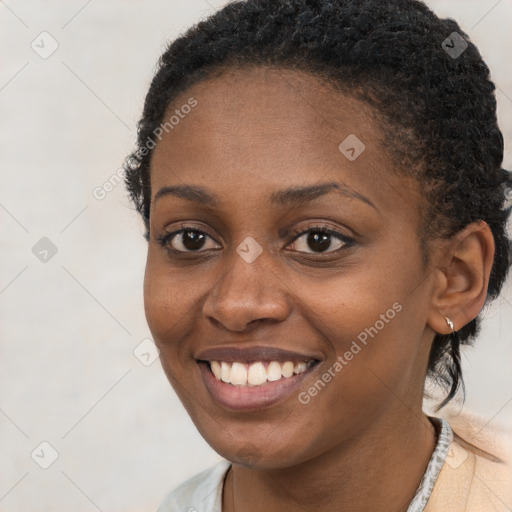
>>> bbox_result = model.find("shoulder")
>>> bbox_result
[157,460,231,512]
[425,417,512,512]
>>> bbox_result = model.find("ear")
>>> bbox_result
[427,220,495,334]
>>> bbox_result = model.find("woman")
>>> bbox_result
[124,0,512,510]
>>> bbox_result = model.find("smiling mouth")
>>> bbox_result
[206,359,318,387]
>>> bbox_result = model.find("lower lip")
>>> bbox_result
[198,361,319,411]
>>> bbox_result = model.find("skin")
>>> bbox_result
[144,66,494,512]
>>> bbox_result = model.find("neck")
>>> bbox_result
[222,411,437,512]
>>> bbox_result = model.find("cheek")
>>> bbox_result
[298,246,426,397]
[143,254,199,354]
[300,256,405,345]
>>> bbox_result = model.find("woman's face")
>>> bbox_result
[145,66,438,468]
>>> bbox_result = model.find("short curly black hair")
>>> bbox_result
[124,0,512,409]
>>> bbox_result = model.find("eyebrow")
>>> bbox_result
[154,182,377,211]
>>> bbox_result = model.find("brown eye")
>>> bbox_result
[158,228,220,253]
[288,227,353,254]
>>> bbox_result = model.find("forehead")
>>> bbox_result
[155,66,379,161]
[150,65,420,214]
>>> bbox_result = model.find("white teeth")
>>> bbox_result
[210,361,222,380]
[247,362,267,385]
[295,361,307,374]
[281,361,294,378]
[230,362,247,385]
[209,359,314,386]
[221,361,231,383]
[267,361,282,381]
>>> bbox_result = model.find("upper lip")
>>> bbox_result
[195,345,322,364]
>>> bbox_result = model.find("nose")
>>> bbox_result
[202,244,291,332]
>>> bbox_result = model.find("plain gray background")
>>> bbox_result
[1,1,511,511]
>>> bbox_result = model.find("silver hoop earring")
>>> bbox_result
[444,316,455,332]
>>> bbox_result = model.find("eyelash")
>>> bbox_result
[155,225,212,251]
[155,223,355,256]
[288,225,354,253]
